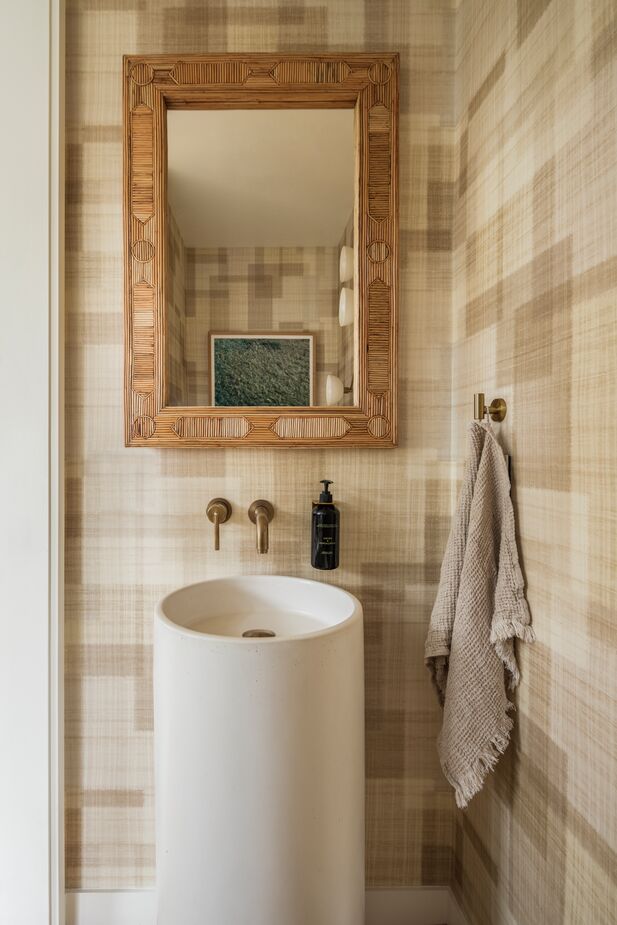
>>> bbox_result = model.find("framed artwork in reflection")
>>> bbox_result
[209,332,315,407]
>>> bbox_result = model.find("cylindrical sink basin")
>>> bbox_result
[154,575,364,925]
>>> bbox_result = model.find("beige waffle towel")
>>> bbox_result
[425,421,534,808]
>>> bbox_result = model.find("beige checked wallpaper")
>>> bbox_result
[183,245,341,405]
[65,0,455,891]
[452,1,617,923]
[65,0,616,922]
[166,204,350,406]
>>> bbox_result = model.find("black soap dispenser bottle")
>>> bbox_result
[311,480,340,570]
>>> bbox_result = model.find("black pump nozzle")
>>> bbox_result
[319,480,333,502]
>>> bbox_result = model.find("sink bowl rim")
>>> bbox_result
[155,574,362,644]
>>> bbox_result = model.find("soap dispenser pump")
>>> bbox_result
[311,480,340,570]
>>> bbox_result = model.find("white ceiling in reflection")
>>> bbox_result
[167,108,355,248]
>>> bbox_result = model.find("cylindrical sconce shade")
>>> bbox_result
[339,287,354,327]
[326,374,345,406]
[339,246,354,283]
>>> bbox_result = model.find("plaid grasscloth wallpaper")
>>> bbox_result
[452,1,617,923]
[167,209,353,406]
[65,0,617,919]
[65,0,456,890]
[183,245,342,405]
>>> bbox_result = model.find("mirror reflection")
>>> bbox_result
[165,108,356,408]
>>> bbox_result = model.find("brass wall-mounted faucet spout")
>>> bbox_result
[248,500,274,554]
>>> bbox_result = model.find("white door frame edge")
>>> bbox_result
[50,0,66,921]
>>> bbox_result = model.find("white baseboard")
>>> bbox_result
[65,891,156,925]
[66,887,469,925]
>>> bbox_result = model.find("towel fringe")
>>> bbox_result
[492,620,536,689]
[445,711,515,809]
[490,619,535,645]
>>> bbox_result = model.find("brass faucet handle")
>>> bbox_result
[206,498,232,551]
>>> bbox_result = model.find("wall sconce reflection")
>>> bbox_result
[326,374,353,406]
[339,246,354,283]
[338,287,354,327]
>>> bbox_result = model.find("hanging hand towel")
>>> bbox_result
[425,421,534,808]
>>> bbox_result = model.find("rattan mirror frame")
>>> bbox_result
[123,53,398,447]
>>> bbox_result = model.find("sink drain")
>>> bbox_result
[242,628,276,638]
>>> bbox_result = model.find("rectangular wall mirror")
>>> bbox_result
[124,54,398,447]
[167,108,355,409]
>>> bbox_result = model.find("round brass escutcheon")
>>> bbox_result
[248,500,274,524]
[207,498,232,525]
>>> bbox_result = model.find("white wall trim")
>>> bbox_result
[66,888,470,925]
[66,891,157,925]
[0,0,64,923]
[50,2,66,922]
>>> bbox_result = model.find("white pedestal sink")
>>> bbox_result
[154,575,364,925]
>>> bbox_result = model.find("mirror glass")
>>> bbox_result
[165,108,356,408]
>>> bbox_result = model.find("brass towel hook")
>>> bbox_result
[474,393,507,423]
